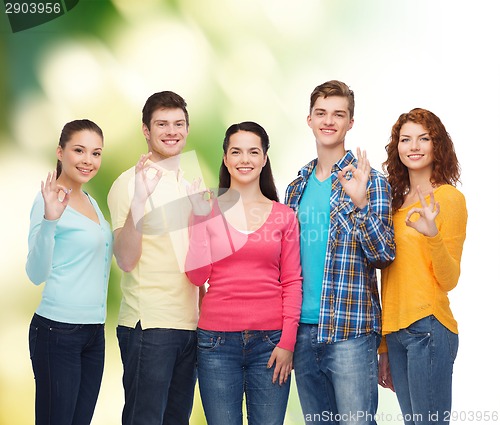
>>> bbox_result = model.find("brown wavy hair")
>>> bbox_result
[383,108,461,211]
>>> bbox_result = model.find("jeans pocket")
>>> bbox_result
[197,330,222,351]
[48,322,83,335]
[403,316,432,337]
[263,330,282,348]
[446,331,459,361]
[28,324,38,360]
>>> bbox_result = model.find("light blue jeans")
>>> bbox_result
[294,324,379,425]
[197,329,291,425]
[386,315,458,425]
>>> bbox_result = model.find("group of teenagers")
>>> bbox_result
[25,79,467,425]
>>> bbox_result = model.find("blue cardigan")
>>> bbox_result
[26,192,113,324]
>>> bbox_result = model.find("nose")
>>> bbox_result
[240,152,250,163]
[410,139,420,151]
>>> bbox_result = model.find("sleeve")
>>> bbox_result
[184,214,213,286]
[354,171,396,268]
[277,208,303,352]
[107,173,132,231]
[427,189,467,292]
[25,194,58,285]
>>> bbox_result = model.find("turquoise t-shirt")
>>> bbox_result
[297,169,331,323]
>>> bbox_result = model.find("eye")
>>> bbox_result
[74,148,83,153]
[93,152,102,157]
[421,137,430,142]
[399,138,410,143]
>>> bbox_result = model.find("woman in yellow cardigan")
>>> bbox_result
[379,108,467,425]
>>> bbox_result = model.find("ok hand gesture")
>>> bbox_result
[338,147,370,209]
[133,153,162,204]
[405,186,440,237]
[187,178,213,216]
[41,171,71,221]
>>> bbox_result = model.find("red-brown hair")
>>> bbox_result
[383,108,461,211]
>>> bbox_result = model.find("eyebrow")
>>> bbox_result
[314,108,347,114]
[400,132,429,138]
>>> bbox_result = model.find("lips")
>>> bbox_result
[407,154,424,160]
[321,128,336,134]
[77,167,92,174]
[236,167,253,173]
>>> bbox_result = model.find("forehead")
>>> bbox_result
[150,107,186,122]
[228,131,262,148]
[400,121,428,135]
[311,95,349,112]
[66,130,103,148]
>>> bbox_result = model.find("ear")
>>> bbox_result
[142,123,150,141]
[263,153,268,167]
[56,145,63,161]
[223,153,228,168]
[307,115,312,128]
[347,118,354,131]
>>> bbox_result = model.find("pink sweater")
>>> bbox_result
[185,201,303,351]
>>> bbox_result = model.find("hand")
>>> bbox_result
[133,153,162,204]
[41,171,71,221]
[338,147,369,209]
[267,346,293,386]
[378,352,395,391]
[187,177,213,216]
[405,186,439,237]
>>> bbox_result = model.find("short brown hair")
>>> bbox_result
[142,91,189,129]
[310,80,355,119]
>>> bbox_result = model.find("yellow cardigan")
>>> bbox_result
[379,185,467,353]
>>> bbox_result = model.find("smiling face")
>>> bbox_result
[398,121,434,175]
[307,95,354,152]
[223,130,267,188]
[56,130,103,186]
[143,107,188,161]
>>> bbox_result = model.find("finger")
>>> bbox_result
[416,185,428,207]
[429,191,436,211]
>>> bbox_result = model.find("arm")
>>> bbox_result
[353,173,396,268]
[268,210,303,385]
[185,214,213,286]
[407,187,467,291]
[378,352,395,391]
[110,154,162,272]
[339,149,395,267]
[26,172,71,285]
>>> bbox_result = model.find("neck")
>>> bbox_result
[56,174,83,194]
[407,169,434,194]
[316,145,346,180]
[150,152,181,174]
[228,181,266,203]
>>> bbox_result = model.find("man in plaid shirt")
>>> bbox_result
[285,80,395,424]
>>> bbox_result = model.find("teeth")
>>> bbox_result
[322,129,335,134]
[164,140,177,145]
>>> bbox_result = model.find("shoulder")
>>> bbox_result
[271,201,298,224]
[108,166,135,197]
[435,184,466,208]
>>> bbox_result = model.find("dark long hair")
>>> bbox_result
[218,121,279,202]
[56,119,103,178]
[383,108,460,211]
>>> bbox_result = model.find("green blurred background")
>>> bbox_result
[1,1,499,423]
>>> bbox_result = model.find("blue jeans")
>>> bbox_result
[386,315,458,425]
[294,324,379,425]
[117,322,197,425]
[197,329,291,425]
[28,313,105,425]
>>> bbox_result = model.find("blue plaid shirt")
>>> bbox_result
[285,150,395,343]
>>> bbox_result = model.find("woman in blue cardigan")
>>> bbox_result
[26,119,113,425]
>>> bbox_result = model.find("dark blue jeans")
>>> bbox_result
[29,313,105,425]
[117,322,197,425]
[197,329,291,425]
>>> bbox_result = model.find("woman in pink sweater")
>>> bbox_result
[185,121,302,425]
[379,109,467,425]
